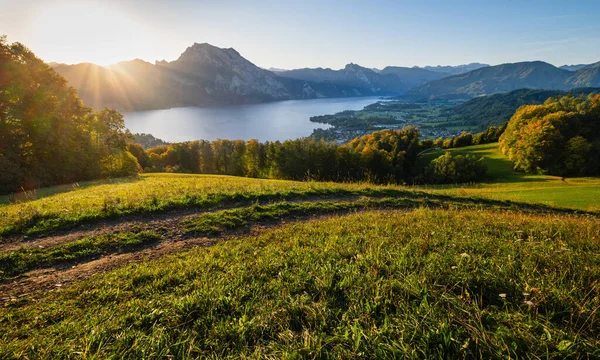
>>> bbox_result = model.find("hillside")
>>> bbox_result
[406,61,600,100]
[443,87,600,128]
[0,171,599,357]
[52,44,402,111]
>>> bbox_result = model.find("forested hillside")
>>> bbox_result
[444,87,600,128]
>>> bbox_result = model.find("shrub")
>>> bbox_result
[100,151,141,178]
[421,152,487,184]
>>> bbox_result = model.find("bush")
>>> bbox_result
[100,151,142,178]
[127,143,151,169]
[421,152,487,184]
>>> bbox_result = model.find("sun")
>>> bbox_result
[30,0,152,65]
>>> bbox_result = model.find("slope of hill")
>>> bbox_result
[443,87,600,128]
[51,44,383,111]
[566,61,600,87]
[277,63,408,94]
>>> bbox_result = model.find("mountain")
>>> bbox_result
[52,60,178,110]
[267,67,288,73]
[565,61,600,88]
[277,64,408,95]
[378,66,448,88]
[405,61,600,100]
[421,63,489,75]
[51,43,381,111]
[559,64,590,71]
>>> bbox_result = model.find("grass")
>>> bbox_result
[0,174,416,238]
[1,165,598,239]
[183,198,428,235]
[1,196,561,280]
[419,143,600,211]
[0,231,160,280]
[0,149,598,358]
[1,209,598,358]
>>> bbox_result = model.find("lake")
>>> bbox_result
[123,97,380,142]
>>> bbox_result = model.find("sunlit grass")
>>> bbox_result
[1,209,598,358]
[418,143,600,211]
[0,174,415,238]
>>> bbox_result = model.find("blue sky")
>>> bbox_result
[1,0,599,69]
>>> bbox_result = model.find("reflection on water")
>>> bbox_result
[124,97,380,142]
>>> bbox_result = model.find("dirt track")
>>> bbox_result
[0,196,368,303]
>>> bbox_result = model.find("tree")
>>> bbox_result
[500,94,600,176]
[421,152,487,184]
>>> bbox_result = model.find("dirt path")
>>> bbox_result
[0,194,363,252]
[0,235,216,303]
[0,205,389,304]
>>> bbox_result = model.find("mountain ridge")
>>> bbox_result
[405,60,600,100]
[52,43,406,111]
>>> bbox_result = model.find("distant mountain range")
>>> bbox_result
[51,44,411,111]
[421,63,490,75]
[50,43,600,110]
[559,64,592,71]
[405,61,600,100]
[276,64,409,95]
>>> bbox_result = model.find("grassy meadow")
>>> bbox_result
[419,143,600,211]
[1,145,599,358]
[1,209,599,358]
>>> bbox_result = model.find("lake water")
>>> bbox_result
[123,97,380,142]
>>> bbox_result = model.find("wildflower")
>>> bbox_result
[499,293,507,299]
[524,300,534,307]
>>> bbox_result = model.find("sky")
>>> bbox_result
[1,0,600,69]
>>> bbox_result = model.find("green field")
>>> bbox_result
[2,209,599,358]
[1,149,599,358]
[419,143,600,211]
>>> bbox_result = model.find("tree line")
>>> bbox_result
[128,126,487,185]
